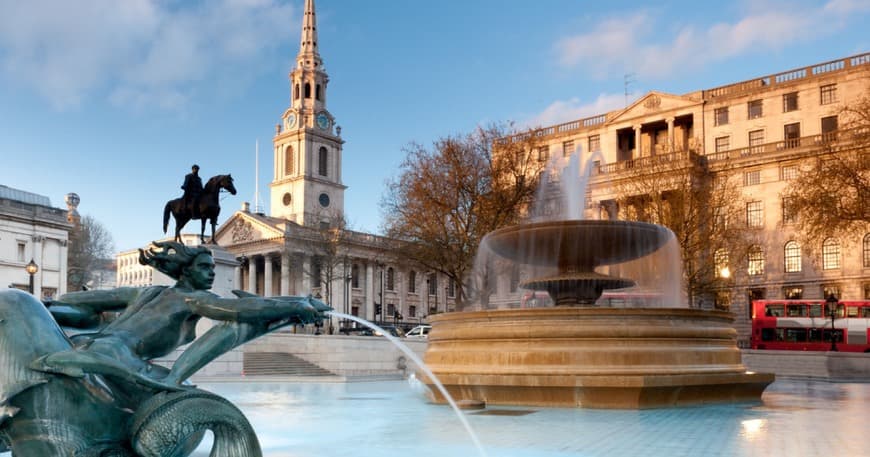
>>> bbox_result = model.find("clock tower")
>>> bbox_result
[271,0,346,227]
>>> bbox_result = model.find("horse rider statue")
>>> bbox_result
[182,164,204,218]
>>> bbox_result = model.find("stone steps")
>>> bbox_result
[243,352,336,377]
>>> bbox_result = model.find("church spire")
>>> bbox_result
[298,0,322,69]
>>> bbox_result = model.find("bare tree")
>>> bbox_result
[381,123,545,308]
[783,88,870,248]
[613,152,753,307]
[67,214,115,291]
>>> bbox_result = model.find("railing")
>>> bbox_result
[503,113,610,143]
[703,52,869,100]
[705,128,862,162]
[596,150,691,174]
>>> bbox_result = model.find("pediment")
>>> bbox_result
[608,91,700,123]
[215,212,285,246]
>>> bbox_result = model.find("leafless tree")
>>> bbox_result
[67,214,115,291]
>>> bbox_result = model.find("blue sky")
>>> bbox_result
[1,0,868,252]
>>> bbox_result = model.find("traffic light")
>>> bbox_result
[375,304,382,315]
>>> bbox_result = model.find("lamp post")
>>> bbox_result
[826,294,839,352]
[25,259,38,295]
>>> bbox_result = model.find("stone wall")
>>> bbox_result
[742,350,870,380]
[155,332,428,379]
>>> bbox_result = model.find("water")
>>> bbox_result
[186,379,870,457]
[326,311,488,457]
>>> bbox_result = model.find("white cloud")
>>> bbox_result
[523,93,626,129]
[554,2,862,80]
[0,0,297,110]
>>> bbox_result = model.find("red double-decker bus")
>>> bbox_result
[751,299,870,352]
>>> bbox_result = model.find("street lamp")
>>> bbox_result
[25,259,38,294]
[826,294,839,352]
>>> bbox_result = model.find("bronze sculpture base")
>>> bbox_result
[421,307,774,409]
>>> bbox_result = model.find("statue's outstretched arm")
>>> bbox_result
[182,294,328,325]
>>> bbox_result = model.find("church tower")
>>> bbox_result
[271,0,345,227]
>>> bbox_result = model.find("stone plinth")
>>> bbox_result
[421,308,773,409]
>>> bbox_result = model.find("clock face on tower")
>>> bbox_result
[286,114,296,129]
[319,193,330,208]
[316,113,329,130]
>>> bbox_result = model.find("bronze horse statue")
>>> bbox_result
[164,174,236,244]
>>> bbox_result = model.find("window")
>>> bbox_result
[409,305,417,318]
[294,84,300,100]
[408,270,417,293]
[744,170,760,186]
[714,249,729,278]
[748,130,764,154]
[537,146,549,162]
[822,285,841,301]
[822,238,840,270]
[748,246,765,276]
[781,164,799,180]
[312,258,322,288]
[351,264,360,288]
[715,136,730,153]
[386,267,395,291]
[784,123,800,148]
[783,286,803,299]
[820,84,837,105]
[562,140,574,157]
[318,147,328,176]
[447,278,455,298]
[782,197,797,224]
[588,135,600,153]
[304,83,312,99]
[746,201,764,228]
[714,107,729,126]
[386,303,395,317]
[783,92,798,112]
[864,234,870,268]
[864,283,870,300]
[17,242,25,262]
[427,274,437,295]
[784,241,801,272]
[284,146,294,175]
[315,84,321,101]
[748,100,763,119]
[821,115,838,142]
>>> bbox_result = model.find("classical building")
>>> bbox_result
[494,53,870,346]
[216,0,454,332]
[0,185,72,299]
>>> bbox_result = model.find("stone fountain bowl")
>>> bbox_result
[483,220,672,269]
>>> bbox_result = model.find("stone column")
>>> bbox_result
[234,265,242,291]
[59,239,69,294]
[666,117,675,153]
[301,256,311,294]
[280,251,291,296]
[264,255,273,297]
[633,124,642,158]
[365,263,375,321]
[247,256,258,295]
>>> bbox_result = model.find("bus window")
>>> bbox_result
[862,307,870,318]
[765,304,785,317]
[847,307,858,317]
[808,328,823,342]
[822,329,843,343]
[823,304,845,318]
[761,328,777,341]
[786,304,807,317]
[809,304,823,317]
[785,328,807,342]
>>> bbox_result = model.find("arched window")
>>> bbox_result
[284,145,294,175]
[315,84,321,100]
[408,270,417,293]
[822,238,840,270]
[747,245,764,276]
[294,84,300,100]
[304,83,312,98]
[318,147,328,176]
[784,241,801,273]
[386,267,395,291]
[863,234,870,268]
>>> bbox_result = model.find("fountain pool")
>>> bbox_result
[185,378,869,457]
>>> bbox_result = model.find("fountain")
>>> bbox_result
[420,151,774,408]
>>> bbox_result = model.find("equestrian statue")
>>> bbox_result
[164,165,237,244]
[0,240,331,456]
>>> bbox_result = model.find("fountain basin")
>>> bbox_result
[421,308,774,409]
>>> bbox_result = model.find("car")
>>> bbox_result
[404,325,431,339]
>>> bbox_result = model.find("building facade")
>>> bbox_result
[217,0,454,332]
[494,53,870,345]
[0,185,72,299]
